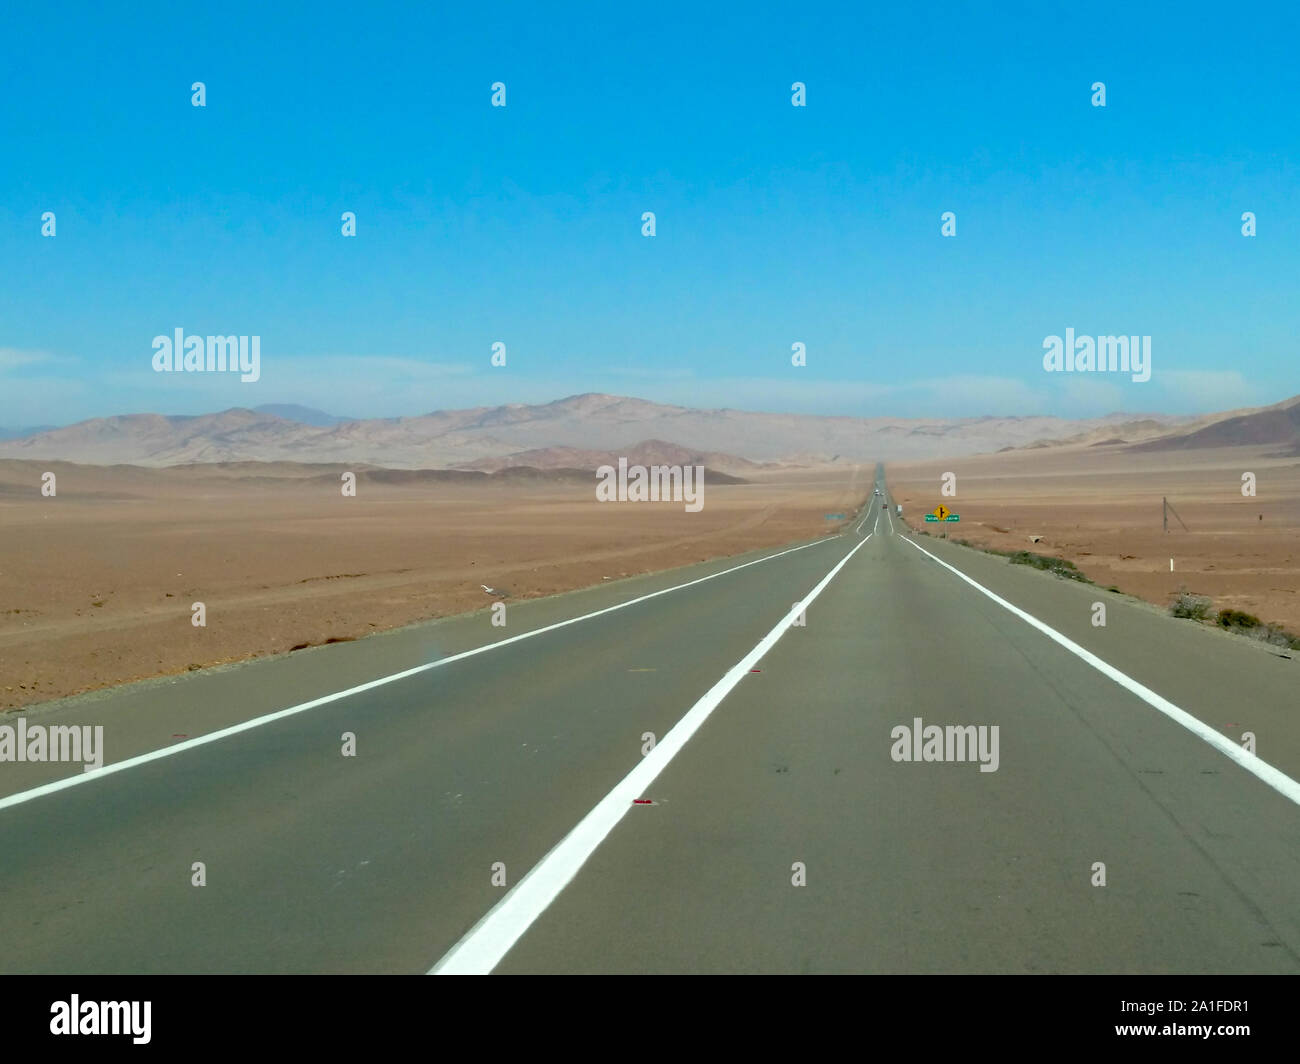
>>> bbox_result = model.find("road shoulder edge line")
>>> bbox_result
[0,536,840,813]
[900,534,1300,808]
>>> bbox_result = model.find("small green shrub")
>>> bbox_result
[1006,550,1091,583]
[1216,608,1260,630]
[1206,607,1300,649]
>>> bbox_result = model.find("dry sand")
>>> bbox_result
[887,443,1300,635]
[0,459,868,710]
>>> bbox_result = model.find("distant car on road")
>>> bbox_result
[874,489,881,496]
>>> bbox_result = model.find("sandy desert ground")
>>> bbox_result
[7,437,1297,713]
[887,442,1300,637]
[0,459,867,710]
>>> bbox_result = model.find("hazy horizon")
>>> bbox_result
[4,384,1294,437]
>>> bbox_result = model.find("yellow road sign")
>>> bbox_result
[932,504,950,521]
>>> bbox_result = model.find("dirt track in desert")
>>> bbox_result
[0,460,866,710]
[887,442,1300,638]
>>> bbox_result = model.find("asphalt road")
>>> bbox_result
[3,470,1299,973]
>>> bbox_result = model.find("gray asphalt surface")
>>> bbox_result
[2,470,1298,973]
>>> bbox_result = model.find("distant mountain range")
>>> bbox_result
[457,439,769,475]
[0,424,57,441]
[249,403,355,427]
[1130,394,1300,454]
[0,404,342,442]
[0,392,1294,469]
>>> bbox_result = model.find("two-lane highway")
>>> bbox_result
[2,472,1298,973]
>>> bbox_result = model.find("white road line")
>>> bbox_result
[0,536,838,814]
[855,497,876,535]
[431,532,875,975]
[901,535,1300,808]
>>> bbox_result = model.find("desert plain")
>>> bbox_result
[888,441,1300,639]
[5,398,1299,714]
[0,459,867,710]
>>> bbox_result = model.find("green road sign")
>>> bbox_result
[945,514,961,522]
[924,514,939,522]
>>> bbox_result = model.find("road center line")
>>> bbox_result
[430,532,875,974]
[901,535,1300,807]
[0,536,838,813]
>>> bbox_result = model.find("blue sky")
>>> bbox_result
[2,0,1297,426]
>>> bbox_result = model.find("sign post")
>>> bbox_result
[925,504,959,536]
